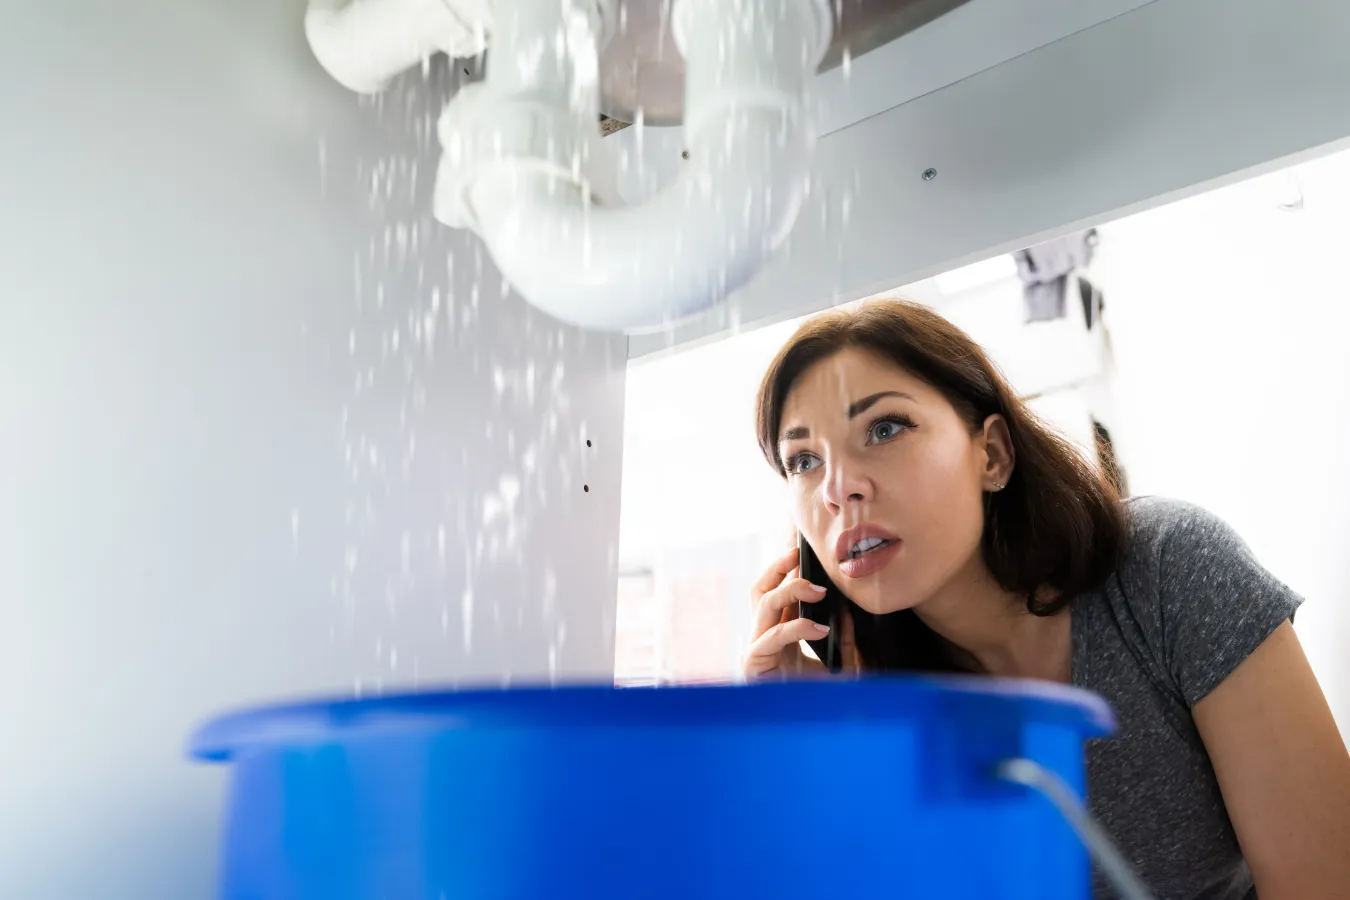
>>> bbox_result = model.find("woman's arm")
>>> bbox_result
[1193,621,1350,899]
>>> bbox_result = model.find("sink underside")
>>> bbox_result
[598,0,977,127]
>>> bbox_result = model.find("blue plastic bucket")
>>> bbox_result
[190,677,1113,899]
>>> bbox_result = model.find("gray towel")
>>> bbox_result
[1015,229,1098,323]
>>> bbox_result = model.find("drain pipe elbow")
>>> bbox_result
[436,0,832,333]
[304,0,490,94]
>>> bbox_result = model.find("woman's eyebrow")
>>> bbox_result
[779,391,915,444]
[847,391,914,418]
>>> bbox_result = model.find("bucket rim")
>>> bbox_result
[189,675,1115,763]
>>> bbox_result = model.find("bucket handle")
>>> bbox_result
[996,758,1158,900]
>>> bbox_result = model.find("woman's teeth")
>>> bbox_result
[849,537,893,559]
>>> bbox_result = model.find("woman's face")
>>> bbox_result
[778,347,1009,615]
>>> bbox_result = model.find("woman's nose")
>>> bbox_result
[822,457,874,513]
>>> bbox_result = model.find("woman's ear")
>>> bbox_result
[981,414,1015,490]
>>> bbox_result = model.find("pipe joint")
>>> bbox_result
[434,83,596,231]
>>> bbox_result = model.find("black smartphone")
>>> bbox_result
[797,534,844,673]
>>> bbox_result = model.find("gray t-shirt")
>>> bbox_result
[1072,497,1302,900]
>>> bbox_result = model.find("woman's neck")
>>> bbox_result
[910,557,1071,682]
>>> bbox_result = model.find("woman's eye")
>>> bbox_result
[868,417,911,444]
[787,454,821,476]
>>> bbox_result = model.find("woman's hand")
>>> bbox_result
[743,546,858,680]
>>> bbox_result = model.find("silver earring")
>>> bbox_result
[991,481,1005,492]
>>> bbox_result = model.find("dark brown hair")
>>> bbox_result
[755,300,1127,673]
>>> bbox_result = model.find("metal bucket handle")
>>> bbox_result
[996,758,1159,900]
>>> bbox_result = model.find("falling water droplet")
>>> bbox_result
[317,136,328,196]
[842,45,852,81]
[462,586,475,652]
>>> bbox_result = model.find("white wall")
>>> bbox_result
[620,322,800,570]
[618,321,803,683]
[0,3,628,898]
[1094,149,1350,732]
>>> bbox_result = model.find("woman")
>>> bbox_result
[744,300,1350,899]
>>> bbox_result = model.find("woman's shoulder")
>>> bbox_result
[1117,495,1242,571]
[1102,494,1269,626]
[1105,498,1302,707]
[1122,494,1223,536]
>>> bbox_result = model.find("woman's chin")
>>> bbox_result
[843,577,924,616]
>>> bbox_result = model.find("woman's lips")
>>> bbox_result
[837,540,902,580]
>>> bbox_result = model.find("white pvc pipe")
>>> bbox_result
[304,0,490,94]
[445,0,832,333]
